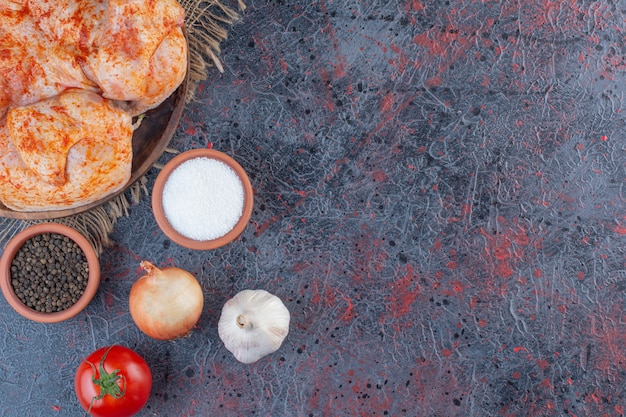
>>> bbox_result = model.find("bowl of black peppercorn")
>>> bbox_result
[0,223,100,323]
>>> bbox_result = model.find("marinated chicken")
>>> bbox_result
[85,0,188,115]
[0,0,187,212]
[0,0,104,118]
[0,90,133,211]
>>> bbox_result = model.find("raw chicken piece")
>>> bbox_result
[7,89,130,186]
[0,90,133,212]
[85,0,188,115]
[0,0,188,212]
[126,26,188,116]
[0,0,102,118]
[26,0,107,47]
[1,0,187,118]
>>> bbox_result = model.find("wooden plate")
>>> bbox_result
[0,69,188,221]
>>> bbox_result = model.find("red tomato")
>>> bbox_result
[75,345,152,417]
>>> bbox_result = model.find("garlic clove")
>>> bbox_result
[218,289,290,364]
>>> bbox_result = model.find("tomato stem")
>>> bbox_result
[85,346,127,414]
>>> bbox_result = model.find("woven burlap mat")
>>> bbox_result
[0,0,246,255]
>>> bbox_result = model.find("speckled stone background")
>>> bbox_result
[2,0,626,416]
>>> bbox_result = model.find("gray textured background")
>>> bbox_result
[1,0,626,416]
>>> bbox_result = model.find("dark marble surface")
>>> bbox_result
[2,0,626,416]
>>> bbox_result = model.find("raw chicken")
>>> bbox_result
[1,0,187,117]
[0,0,103,118]
[6,89,132,186]
[84,0,188,115]
[0,0,188,212]
[0,90,133,212]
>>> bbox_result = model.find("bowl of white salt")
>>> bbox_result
[151,148,254,250]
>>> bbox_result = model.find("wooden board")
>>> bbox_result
[0,72,188,221]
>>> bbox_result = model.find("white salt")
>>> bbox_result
[162,157,245,241]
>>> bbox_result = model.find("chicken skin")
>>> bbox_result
[0,90,133,212]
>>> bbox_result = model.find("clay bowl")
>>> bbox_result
[0,223,100,323]
[152,149,254,250]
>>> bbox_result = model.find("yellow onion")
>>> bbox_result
[129,261,204,340]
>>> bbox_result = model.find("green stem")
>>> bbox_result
[85,346,127,414]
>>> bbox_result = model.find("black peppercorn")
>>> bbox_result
[10,233,88,313]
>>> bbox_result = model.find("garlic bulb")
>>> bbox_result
[218,289,290,364]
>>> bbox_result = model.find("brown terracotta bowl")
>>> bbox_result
[0,223,100,323]
[152,149,254,250]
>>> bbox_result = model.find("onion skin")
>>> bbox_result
[129,261,204,340]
